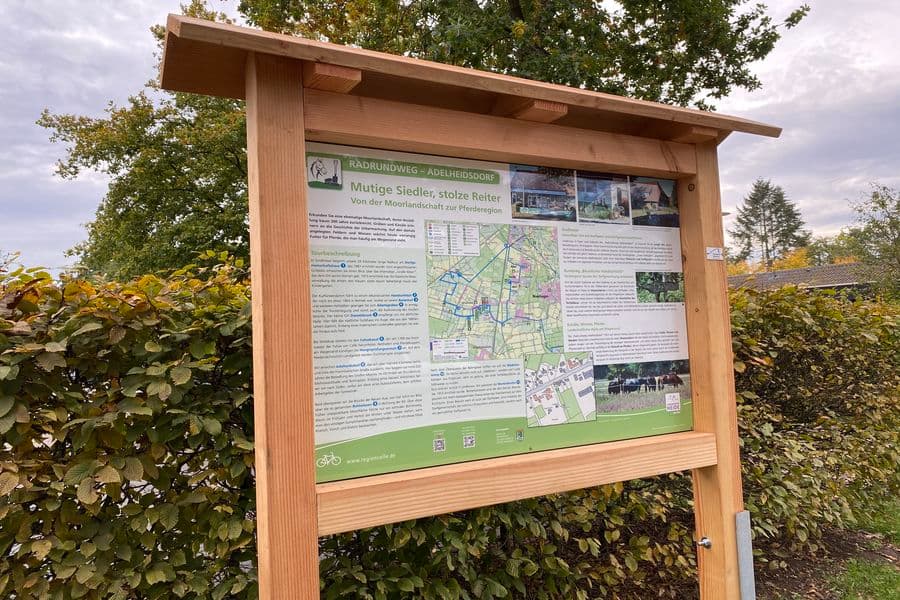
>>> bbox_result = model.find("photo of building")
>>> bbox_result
[576,171,630,224]
[510,165,577,222]
[631,178,679,227]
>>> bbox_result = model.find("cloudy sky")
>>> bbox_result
[2,1,898,269]
[717,0,900,237]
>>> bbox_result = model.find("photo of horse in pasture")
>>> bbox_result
[593,360,691,414]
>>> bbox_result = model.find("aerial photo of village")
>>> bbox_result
[525,352,596,427]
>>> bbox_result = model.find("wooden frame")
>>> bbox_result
[302,90,697,177]
[161,14,779,599]
[318,431,717,535]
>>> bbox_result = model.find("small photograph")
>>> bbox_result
[576,171,630,224]
[594,360,691,415]
[630,178,678,227]
[525,352,595,427]
[510,164,577,222]
[636,272,685,303]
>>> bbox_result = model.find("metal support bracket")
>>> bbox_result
[736,510,756,599]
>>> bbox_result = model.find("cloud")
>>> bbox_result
[0,1,241,269]
[1,1,898,267]
[717,0,900,242]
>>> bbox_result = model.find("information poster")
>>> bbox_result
[306,143,693,482]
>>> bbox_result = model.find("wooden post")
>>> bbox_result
[246,52,319,599]
[679,141,745,598]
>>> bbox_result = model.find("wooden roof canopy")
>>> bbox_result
[161,14,779,150]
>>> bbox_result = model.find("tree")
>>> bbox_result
[726,258,753,276]
[635,272,684,302]
[39,2,248,279]
[726,247,811,275]
[42,1,809,278]
[729,178,811,268]
[239,0,809,108]
[0,251,17,277]
[806,232,859,266]
[848,184,900,295]
[802,184,898,294]
[39,93,248,278]
[769,247,811,271]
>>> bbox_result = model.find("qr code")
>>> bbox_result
[665,392,682,413]
[463,434,476,448]
[433,438,446,452]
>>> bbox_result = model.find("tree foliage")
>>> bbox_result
[0,255,256,599]
[37,2,247,280]
[806,233,859,266]
[727,246,813,275]
[39,94,248,279]
[239,0,809,107]
[849,184,900,295]
[2,260,898,599]
[39,1,808,278]
[803,184,899,295]
[635,272,684,302]
[767,246,811,271]
[729,178,811,267]
[595,360,689,380]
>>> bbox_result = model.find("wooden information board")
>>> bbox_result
[160,15,780,599]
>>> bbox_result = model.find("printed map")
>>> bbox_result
[524,352,596,427]
[427,222,563,361]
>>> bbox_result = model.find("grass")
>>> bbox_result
[595,376,692,414]
[828,559,900,599]
[860,497,900,545]
[828,496,900,599]
[631,206,678,218]
[829,496,900,599]
[762,495,900,599]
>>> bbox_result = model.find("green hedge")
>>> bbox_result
[1,258,898,599]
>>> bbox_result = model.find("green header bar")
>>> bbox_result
[311,152,501,185]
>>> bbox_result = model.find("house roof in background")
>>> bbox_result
[728,263,882,290]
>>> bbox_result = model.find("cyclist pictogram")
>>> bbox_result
[316,452,342,468]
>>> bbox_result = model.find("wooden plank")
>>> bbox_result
[354,71,497,113]
[556,105,656,137]
[245,52,319,599]
[493,96,568,123]
[163,14,782,139]
[303,89,696,177]
[670,126,719,144]
[639,123,720,144]
[678,142,745,599]
[159,30,246,99]
[317,431,718,535]
[302,61,362,93]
